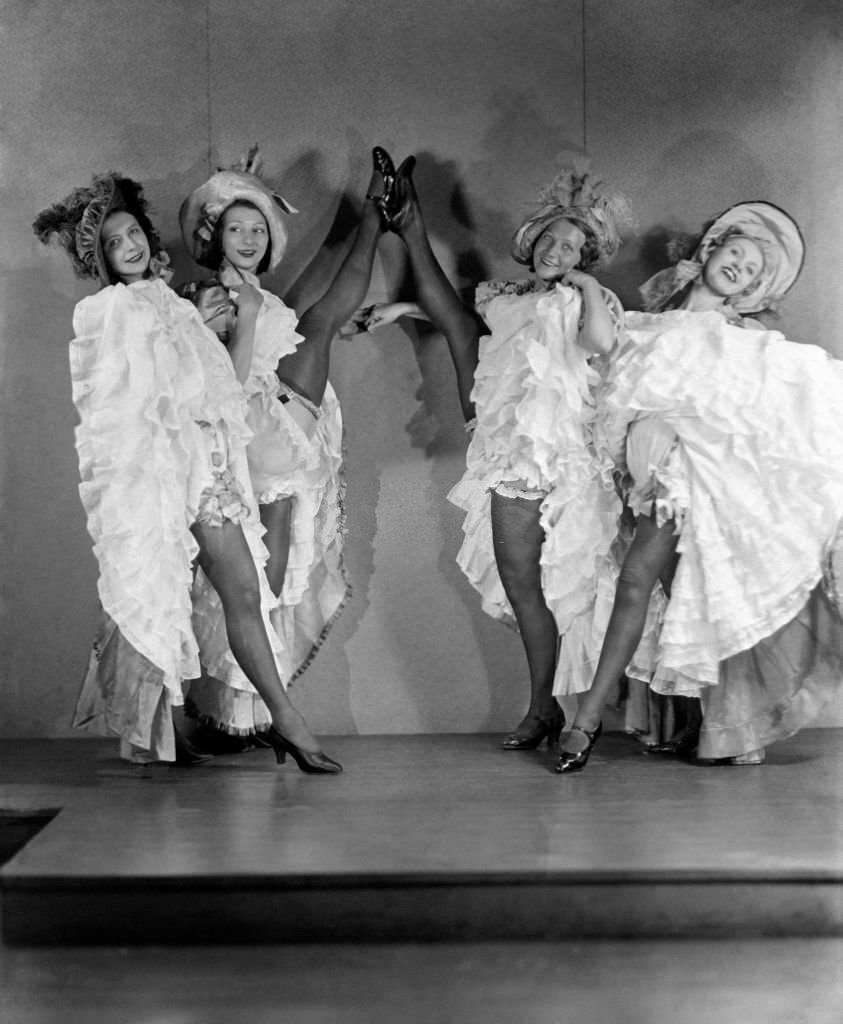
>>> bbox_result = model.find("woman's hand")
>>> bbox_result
[230,281,263,322]
[338,301,429,337]
[563,268,598,290]
[570,273,616,356]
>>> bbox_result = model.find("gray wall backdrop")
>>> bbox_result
[2,0,842,737]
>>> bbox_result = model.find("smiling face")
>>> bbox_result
[220,202,270,275]
[101,211,151,283]
[702,234,765,300]
[531,218,587,284]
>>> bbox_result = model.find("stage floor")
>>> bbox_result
[1,731,842,1021]
[1,730,841,944]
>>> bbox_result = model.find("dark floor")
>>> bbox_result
[2,937,843,1024]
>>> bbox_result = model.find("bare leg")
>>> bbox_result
[260,496,293,599]
[192,519,322,755]
[389,161,480,422]
[276,177,385,406]
[491,490,564,746]
[563,512,679,758]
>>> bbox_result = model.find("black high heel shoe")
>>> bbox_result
[553,723,603,775]
[367,146,396,222]
[502,710,565,750]
[265,726,343,775]
[383,155,417,232]
[644,723,701,758]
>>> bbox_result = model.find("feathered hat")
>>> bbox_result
[511,158,636,270]
[639,201,805,316]
[33,173,166,285]
[179,145,298,271]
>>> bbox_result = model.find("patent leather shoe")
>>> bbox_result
[383,155,417,231]
[501,710,565,750]
[265,726,343,774]
[554,722,603,775]
[644,723,701,758]
[367,146,396,219]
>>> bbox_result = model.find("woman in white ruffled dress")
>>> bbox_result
[178,147,391,734]
[367,154,634,750]
[33,173,341,772]
[554,201,843,773]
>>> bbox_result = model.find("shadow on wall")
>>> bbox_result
[272,145,361,311]
[273,133,412,314]
[465,89,588,272]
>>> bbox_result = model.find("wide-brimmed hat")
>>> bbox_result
[696,201,805,314]
[511,161,635,270]
[179,148,297,271]
[640,200,805,316]
[33,173,165,285]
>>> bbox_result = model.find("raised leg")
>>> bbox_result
[389,160,480,422]
[276,165,386,407]
[490,490,565,747]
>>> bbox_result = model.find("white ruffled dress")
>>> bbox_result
[447,280,623,697]
[70,279,283,760]
[186,278,348,728]
[593,309,843,756]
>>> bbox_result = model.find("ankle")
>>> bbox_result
[572,713,601,734]
[361,201,384,231]
[527,702,562,722]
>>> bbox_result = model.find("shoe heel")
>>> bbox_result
[265,726,342,775]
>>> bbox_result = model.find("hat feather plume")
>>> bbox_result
[32,177,103,278]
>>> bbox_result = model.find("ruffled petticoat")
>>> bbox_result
[187,286,349,730]
[447,281,623,697]
[70,280,282,760]
[588,309,843,756]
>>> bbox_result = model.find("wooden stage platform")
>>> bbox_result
[2,730,841,945]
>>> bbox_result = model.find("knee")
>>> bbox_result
[497,556,543,607]
[616,560,658,606]
[299,303,340,344]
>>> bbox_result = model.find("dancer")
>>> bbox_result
[372,152,633,749]
[179,147,388,730]
[554,201,843,773]
[33,173,341,772]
